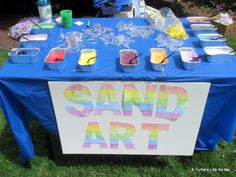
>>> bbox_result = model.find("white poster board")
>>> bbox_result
[49,81,210,155]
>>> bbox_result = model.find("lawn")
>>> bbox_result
[0,38,236,177]
[0,49,8,67]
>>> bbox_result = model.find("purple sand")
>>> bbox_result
[121,52,137,65]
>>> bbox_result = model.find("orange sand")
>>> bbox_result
[151,50,167,64]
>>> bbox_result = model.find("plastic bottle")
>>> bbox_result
[37,0,52,22]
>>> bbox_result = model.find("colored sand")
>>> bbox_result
[192,24,215,30]
[205,47,233,55]
[32,22,56,29]
[21,34,48,42]
[151,50,167,64]
[190,19,205,22]
[167,24,188,39]
[46,52,65,62]
[79,51,96,65]
[120,51,137,65]
[188,17,208,23]
[198,35,225,41]
[10,49,38,56]
[180,50,198,62]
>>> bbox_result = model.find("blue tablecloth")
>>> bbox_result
[0,18,236,162]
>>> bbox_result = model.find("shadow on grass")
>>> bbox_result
[0,120,19,164]
[48,133,195,168]
[0,114,51,165]
[0,114,173,168]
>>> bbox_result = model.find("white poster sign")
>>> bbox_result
[49,81,210,155]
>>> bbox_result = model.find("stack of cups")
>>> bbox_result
[60,10,73,28]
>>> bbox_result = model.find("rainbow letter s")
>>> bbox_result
[64,84,93,117]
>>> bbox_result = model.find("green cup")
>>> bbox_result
[60,10,73,28]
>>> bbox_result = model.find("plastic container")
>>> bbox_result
[20,34,48,47]
[150,48,168,72]
[197,34,226,48]
[44,48,67,70]
[8,48,40,64]
[31,22,56,34]
[179,47,200,70]
[60,10,73,28]
[120,49,139,73]
[203,46,235,63]
[78,49,96,72]
[191,24,217,36]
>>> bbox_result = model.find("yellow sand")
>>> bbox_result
[78,51,96,65]
[167,24,188,39]
[151,50,167,64]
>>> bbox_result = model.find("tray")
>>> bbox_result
[150,48,168,72]
[31,22,56,34]
[8,48,40,64]
[179,47,200,70]
[204,46,235,63]
[120,49,139,73]
[197,33,226,47]
[78,49,96,72]
[20,34,48,47]
[191,24,217,36]
[44,48,67,70]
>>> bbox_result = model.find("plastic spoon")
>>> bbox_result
[228,50,236,54]
[191,55,208,62]
[86,56,96,63]
[21,35,30,41]
[160,52,175,64]
[128,53,143,64]
[211,36,225,40]
[30,20,42,28]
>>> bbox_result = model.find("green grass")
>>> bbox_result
[0,49,8,66]
[0,36,236,177]
[226,36,236,51]
[0,110,235,177]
